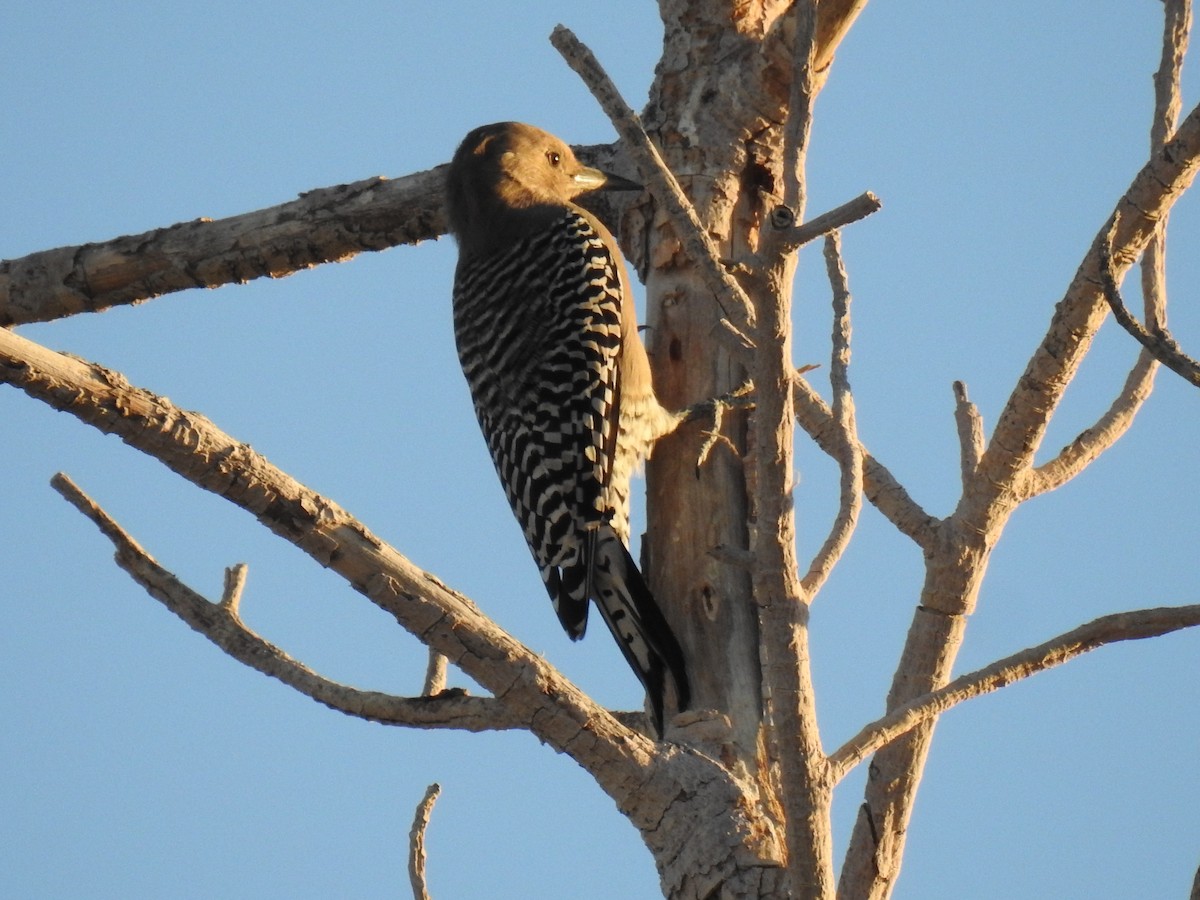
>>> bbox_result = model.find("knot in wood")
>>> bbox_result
[769,205,796,229]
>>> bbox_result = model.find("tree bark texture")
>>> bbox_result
[4,2,1198,898]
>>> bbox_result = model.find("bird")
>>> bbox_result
[445,121,690,733]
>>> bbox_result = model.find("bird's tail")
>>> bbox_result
[587,529,690,734]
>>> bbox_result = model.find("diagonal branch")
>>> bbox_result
[0,168,448,328]
[549,24,758,339]
[793,373,939,550]
[0,326,657,788]
[50,472,527,733]
[1027,1,1191,497]
[828,602,1200,782]
[978,91,1200,502]
[1098,226,1200,387]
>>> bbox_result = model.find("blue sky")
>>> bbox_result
[2,2,1198,898]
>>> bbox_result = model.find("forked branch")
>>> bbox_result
[50,472,526,732]
[1021,0,1189,498]
[1099,224,1200,387]
[792,374,939,549]
[0,326,656,787]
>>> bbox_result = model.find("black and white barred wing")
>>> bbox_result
[452,212,624,638]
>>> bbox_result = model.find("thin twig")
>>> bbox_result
[50,472,527,732]
[1099,221,1200,387]
[801,233,863,597]
[695,397,734,470]
[827,603,1200,781]
[549,24,757,335]
[677,380,755,470]
[408,782,442,900]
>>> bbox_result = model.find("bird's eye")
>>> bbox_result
[546,151,561,167]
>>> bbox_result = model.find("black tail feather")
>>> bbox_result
[543,562,589,640]
[589,531,690,734]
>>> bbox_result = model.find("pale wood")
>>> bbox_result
[408,783,441,900]
[828,603,1200,781]
[799,232,862,599]
[0,168,447,327]
[4,325,786,899]
[49,473,528,732]
[6,2,1199,896]
[839,6,1200,893]
[1099,229,1200,386]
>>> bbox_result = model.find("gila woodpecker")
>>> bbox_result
[446,121,689,732]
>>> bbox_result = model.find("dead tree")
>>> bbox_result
[3,2,1198,897]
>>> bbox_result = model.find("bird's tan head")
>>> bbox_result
[446,122,639,251]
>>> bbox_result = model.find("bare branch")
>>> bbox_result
[793,373,939,550]
[1025,342,1161,500]
[773,191,882,250]
[1153,0,1193,149]
[977,93,1200,501]
[549,24,757,336]
[408,783,441,900]
[842,15,1200,890]
[782,0,818,214]
[749,5,838,895]
[952,381,985,488]
[2,328,656,785]
[828,603,1200,782]
[812,0,872,72]
[1023,0,1189,498]
[1098,224,1200,387]
[0,168,448,327]
[758,0,823,263]
[49,472,527,732]
[801,233,863,598]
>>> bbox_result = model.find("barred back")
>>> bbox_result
[453,211,622,636]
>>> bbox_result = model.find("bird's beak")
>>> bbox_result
[573,166,642,193]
